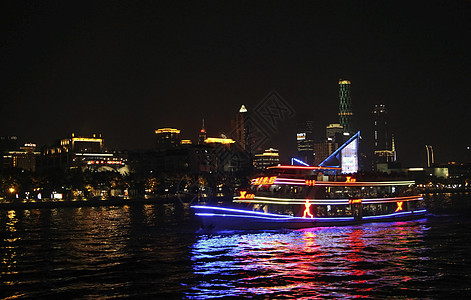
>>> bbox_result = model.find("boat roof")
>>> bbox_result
[267,165,341,170]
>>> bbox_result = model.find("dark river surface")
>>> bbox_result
[1,201,470,299]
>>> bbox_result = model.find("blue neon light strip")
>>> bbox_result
[319,131,360,167]
[195,213,313,221]
[234,196,422,205]
[192,206,356,221]
[314,217,355,221]
[192,206,427,222]
[191,205,297,218]
[362,209,427,220]
[195,212,355,222]
[291,157,310,166]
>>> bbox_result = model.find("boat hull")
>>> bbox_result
[191,205,427,232]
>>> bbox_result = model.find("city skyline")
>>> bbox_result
[1,1,470,166]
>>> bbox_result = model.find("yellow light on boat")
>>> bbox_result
[345,176,356,183]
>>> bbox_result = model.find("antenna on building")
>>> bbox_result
[425,145,434,167]
[198,118,207,144]
[392,134,397,161]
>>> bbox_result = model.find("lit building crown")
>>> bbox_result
[204,137,235,144]
[155,128,181,134]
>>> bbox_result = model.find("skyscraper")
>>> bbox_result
[338,79,354,135]
[198,119,207,145]
[372,104,396,170]
[312,124,343,166]
[372,104,389,151]
[296,120,314,165]
[231,105,249,151]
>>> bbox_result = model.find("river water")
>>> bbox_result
[1,203,470,299]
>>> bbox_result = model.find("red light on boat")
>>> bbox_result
[239,191,255,199]
[395,201,404,212]
[252,176,277,185]
[305,180,316,186]
[303,200,314,218]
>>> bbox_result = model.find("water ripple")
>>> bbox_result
[1,207,470,299]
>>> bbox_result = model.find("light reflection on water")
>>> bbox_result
[1,205,470,299]
[188,220,449,299]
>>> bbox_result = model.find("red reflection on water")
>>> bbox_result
[191,220,427,298]
[344,228,367,277]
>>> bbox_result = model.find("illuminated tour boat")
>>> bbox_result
[191,132,427,231]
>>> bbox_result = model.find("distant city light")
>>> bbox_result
[155,128,180,134]
[204,137,235,144]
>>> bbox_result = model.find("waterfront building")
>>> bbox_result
[2,143,40,172]
[41,133,127,173]
[296,121,314,165]
[254,148,280,170]
[61,133,104,152]
[338,79,354,135]
[155,128,181,151]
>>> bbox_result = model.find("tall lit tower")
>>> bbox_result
[338,79,353,135]
[198,119,207,145]
[425,145,434,167]
[231,105,249,151]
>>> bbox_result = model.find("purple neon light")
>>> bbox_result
[191,205,296,218]
[195,213,313,221]
[192,206,426,222]
[268,177,416,187]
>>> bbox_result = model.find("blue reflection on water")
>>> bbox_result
[187,220,434,299]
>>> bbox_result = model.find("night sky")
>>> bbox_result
[1,1,470,167]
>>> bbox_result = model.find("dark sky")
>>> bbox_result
[1,1,470,167]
